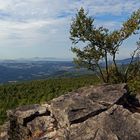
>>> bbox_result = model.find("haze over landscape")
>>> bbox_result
[0,0,140,60]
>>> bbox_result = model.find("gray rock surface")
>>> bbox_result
[69,105,140,140]
[0,84,140,140]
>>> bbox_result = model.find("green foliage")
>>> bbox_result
[129,80,140,94]
[0,75,100,125]
[70,7,140,83]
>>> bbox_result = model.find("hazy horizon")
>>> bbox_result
[0,56,135,62]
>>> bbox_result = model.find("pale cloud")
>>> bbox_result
[0,19,64,31]
[0,0,139,59]
[83,0,140,15]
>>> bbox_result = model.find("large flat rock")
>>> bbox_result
[49,84,127,126]
[69,105,140,140]
[1,84,140,140]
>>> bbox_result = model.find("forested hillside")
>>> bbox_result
[0,75,100,124]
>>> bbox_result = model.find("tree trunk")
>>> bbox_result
[112,53,120,81]
[105,49,109,83]
[96,63,106,83]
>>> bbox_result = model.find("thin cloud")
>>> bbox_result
[0,0,139,59]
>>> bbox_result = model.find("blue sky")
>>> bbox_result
[0,0,140,60]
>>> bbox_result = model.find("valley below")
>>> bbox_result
[0,57,134,84]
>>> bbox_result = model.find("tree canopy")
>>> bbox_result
[70,7,140,83]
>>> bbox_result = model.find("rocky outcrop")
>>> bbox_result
[0,84,140,140]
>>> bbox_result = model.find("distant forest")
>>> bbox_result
[0,74,139,125]
[0,75,100,124]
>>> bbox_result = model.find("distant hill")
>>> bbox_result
[0,57,138,83]
[0,60,93,83]
[116,57,139,65]
[100,57,139,67]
